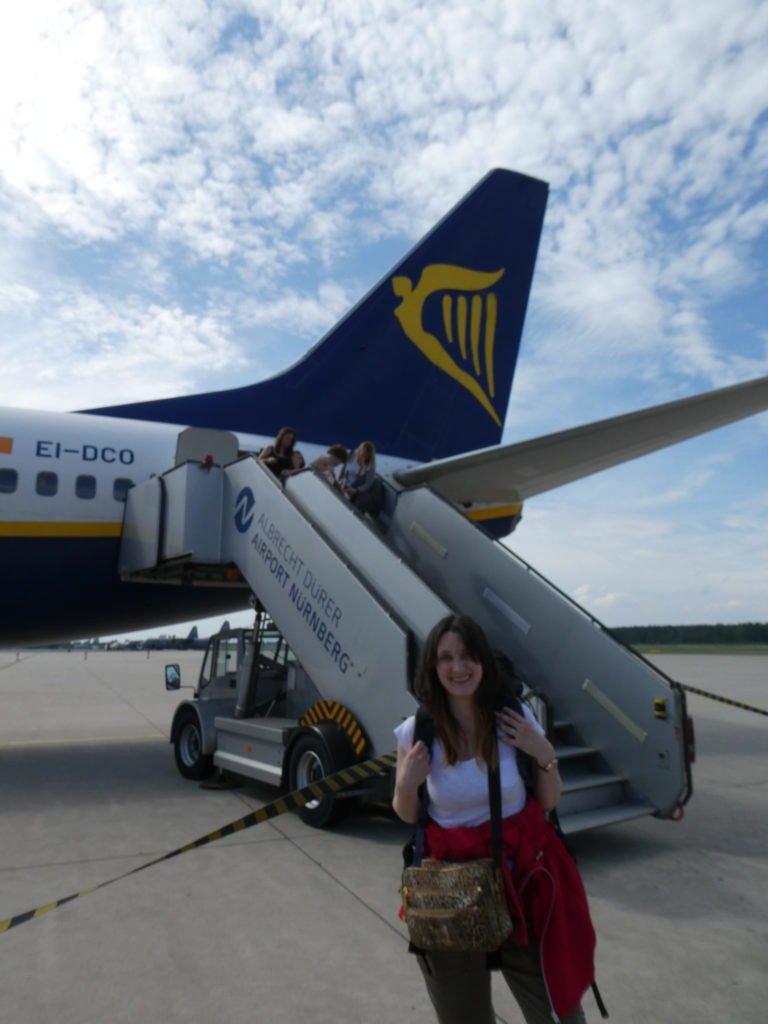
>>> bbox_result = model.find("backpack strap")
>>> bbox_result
[413,704,435,748]
[494,692,536,795]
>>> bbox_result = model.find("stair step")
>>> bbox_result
[561,771,625,794]
[554,744,598,760]
[558,802,653,835]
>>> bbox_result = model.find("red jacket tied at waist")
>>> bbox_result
[425,799,596,1019]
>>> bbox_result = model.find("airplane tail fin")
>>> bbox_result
[85,169,548,462]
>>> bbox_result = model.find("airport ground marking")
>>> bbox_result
[0,734,164,747]
[0,750,397,935]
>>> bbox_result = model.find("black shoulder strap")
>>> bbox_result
[413,705,435,749]
[494,651,526,696]
[487,756,503,869]
[411,707,434,868]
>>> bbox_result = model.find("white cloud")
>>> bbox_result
[2,283,247,410]
[2,1,766,306]
[230,279,353,339]
[0,0,766,626]
[0,283,40,312]
[510,483,768,627]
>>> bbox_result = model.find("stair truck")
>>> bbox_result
[120,428,694,832]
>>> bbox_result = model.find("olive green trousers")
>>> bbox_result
[416,941,588,1024]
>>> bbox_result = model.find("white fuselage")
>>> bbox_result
[0,406,408,645]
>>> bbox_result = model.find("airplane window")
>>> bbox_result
[0,468,17,493]
[76,474,97,499]
[113,478,134,502]
[36,471,58,496]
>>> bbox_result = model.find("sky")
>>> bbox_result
[1,0,766,638]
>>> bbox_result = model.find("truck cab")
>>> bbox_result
[164,614,377,826]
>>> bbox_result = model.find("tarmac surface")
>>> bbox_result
[0,648,766,1024]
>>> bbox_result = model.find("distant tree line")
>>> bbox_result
[612,623,768,644]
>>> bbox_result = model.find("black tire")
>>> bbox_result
[174,709,214,780]
[288,732,349,828]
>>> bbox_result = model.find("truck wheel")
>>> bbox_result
[174,709,214,780]
[289,734,347,828]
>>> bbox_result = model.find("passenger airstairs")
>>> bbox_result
[120,429,692,834]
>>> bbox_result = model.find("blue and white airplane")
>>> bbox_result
[2,169,767,646]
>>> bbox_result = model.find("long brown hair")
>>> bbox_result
[414,614,512,767]
[274,426,297,455]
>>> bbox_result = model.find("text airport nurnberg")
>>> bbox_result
[250,512,352,674]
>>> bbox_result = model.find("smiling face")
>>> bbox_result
[435,630,483,705]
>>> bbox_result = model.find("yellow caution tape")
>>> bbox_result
[680,683,767,717]
[0,750,397,935]
[6,678,760,935]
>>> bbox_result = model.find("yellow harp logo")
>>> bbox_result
[392,264,505,425]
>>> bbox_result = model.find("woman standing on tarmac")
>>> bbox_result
[393,614,597,1024]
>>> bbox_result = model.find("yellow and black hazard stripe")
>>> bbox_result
[680,683,768,717]
[0,749,397,935]
[300,700,367,757]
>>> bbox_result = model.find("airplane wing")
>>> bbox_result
[394,375,768,504]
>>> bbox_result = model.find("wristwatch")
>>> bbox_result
[538,757,559,773]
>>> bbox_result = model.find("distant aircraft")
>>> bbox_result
[1,169,767,646]
[136,626,212,651]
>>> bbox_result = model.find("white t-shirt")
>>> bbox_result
[394,707,543,828]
